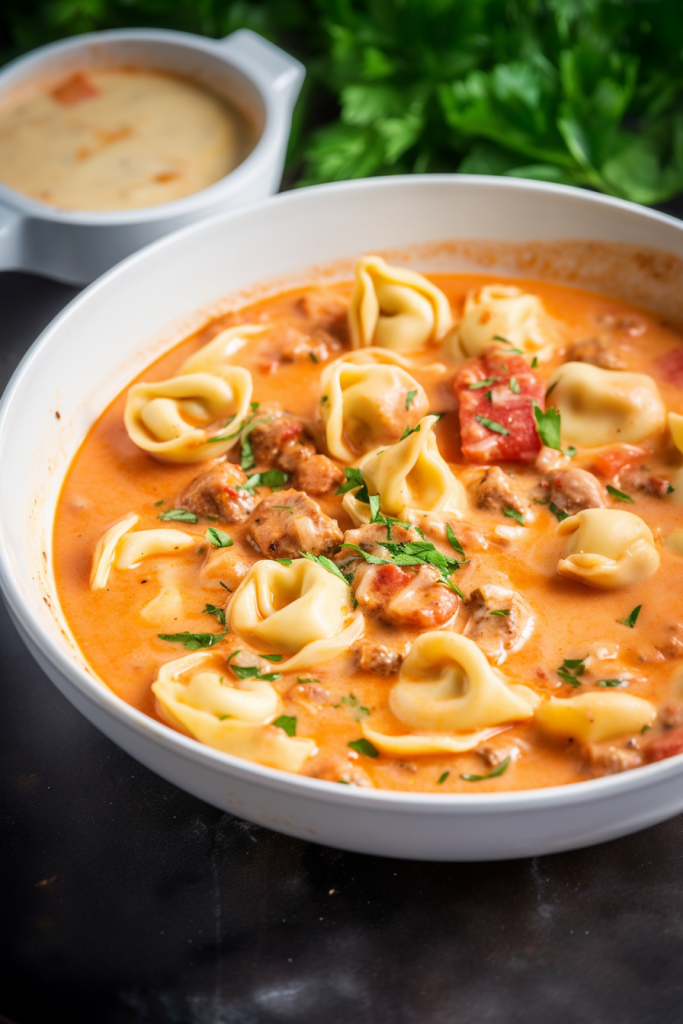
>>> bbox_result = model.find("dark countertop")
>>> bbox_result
[2,237,683,1024]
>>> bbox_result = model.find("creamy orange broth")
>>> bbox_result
[53,273,683,793]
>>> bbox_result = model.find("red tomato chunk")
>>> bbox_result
[453,351,545,463]
[654,347,683,388]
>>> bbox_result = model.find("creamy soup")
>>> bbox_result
[53,260,683,792]
[0,68,255,210]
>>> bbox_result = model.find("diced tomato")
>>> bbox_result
[645,727,683,764]
[51,72,100,107]
[371,563,415,599]
[591,445,647,480]
[654,347,683,387]
[453,351,545,463]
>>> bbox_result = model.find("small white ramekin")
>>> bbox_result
[0,28,304,284]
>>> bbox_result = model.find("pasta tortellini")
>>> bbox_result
[546,362,666,447]
[389,632,539,734]
[227,559,364,670]
[124,368,252,463]
[181,324,268,376]
[349,255,453,353]
[535,691,655,744]
[342,415,468,525]
[668,411,683,454]
[360,723,503,757]
[152,651,315,771]
[557,508,659,589]
[320,353,429,463]
[90,513,196,590]
[447,285,554,363]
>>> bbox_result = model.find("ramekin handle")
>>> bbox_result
[218,29,305,113]
[0,201,24,272]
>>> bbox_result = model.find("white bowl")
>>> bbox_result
[2,175,683,861]
[0,28,304,284]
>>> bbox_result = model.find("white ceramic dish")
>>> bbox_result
[0,28,303,284]
[2,175,683,861]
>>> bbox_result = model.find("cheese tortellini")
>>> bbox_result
[320,353,429,463]
[360,723,502,757]
[124,368,252,463]
[349,255,452,353]
[90,513,196,590]
[447,284,555,363]
[227,559,364,670]
[536,691,655,744]
[152,651,315,771]
[668,411,683,455]
[557,508,659,589]
[342,415,468,525]
[181,324,268,376]
[389,632,539,734]
[546,362,666,447]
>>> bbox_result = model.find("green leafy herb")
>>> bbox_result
[336,466,369,503]
[468,377,500,390]
[227,651,281,682]
[492,335,510,344]
[618,605,642,628]
[238,469,289,492]
[342,537,464,596]
[400,422,421,441]
[606,484,634,504]
[531,358,539,369]
[509,377,520,394]
[207,416,243,444]
[549,502,568,522]
[475,414,509,436]
[484,390,492,403]
[490,609,510,617]
[641,724,652,734]
[299,550,350,585]
[309,351,319,364]
[157,508,197,524]
[348,738,379,759]
[218,714,232,721]
[272,505,294,513]
[406,389,417,410]
[368,493,382,521]
[502,507,525,525]
[202,604,226,626]
[219,581,232,593]
[321,395,329,406]
[273,715,297,736]
[240,416,273,471]
[437,771,450,784]
[557,667,581,687]
[340,693,371,720]
[563,658,586,676]
[534,495,550,505]
[259,654,283,662]
[158,631,227,651]
[461,756,511,782]
[297,677,321,685]
[446,523,466,560]
[276,558,293,566]
[545,380,559,400]
[153,499,166,508]
[206,527,233,548]
[597,678,626,687]
[533,404,561,450]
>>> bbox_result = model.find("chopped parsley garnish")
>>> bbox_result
[153,499,166,508]
[557,667,581,687]
[321,394,329,406]
[336,466,369,503]
[368,493,382,521]
[158,631,227,651]
[157,508,197,523]
[299,550,350,585]
[309,351,319,364]
[202,604,226,626]
[406,389,417,410]
[502,507,525,525]
[206,527,233,548]
[468,377,500,390]
[340,693,370,720]
[297,677,321,685]
[490,609,510,617]
[509,377,520,394]
[641,724,652,734]
[484,390,492,403]
[493,336,523,354]
[219,581,232,593]
[531,357,538,368]
[618,605,642,628]
[207,415,243,444]
[437,771,450,784]
[549,502,568,522]
[400,422,421,441]
[545,380,559,399]
[492,335,510,344]
[534,494,551,505]
[597,679,625,687]
[606,484,634,504]
[475,414,510,436]
[446,523,466,560]
[240,415,273,471]
[341,538,465,596]
[369,505,414,539]
[563,657,586,676]
[461,756,511,782]
[250,402,260,413]
[348,738,379,758]
[276,558,293,566]
[273,715,297,736]
[533,403,561,450]
[238,469,289,492]
[259,653,282,662]
[227,651,281,682]
[272,505,294,513]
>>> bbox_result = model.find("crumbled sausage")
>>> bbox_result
[566,336,630,370]
[645,726,683,763]
[535,446,570,474]
[295,288,348,339]
[260,325,342,368]
[294,454,345,496]
[356,642,405,676]
[549,468,608,515]
[475,466,528,516]
[246,489,343,560]
[619,464,672,499]
[658,705,683,728]
[249,413,317,473]
[478,744,517,768]
[287,681,331,712]
[354,563,459,629]
[585,743,642,776]
[178,462,256,523]
[200,547,256,591]
[462,583,534,662]
[310,757,374,787]
[656,624,683,660]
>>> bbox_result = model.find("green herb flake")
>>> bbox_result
[309,351,319,364]
[531,357,539,369]
[557,667,581,687]
[202,604,226,626]
[260,653,283,662]
[240,416,273,471]
[509,377,520,394]
[272,505,294,514]
[348,738,379,759]
[299,550,350,585]
[492,335,511,345]
[545,380,559,400]
[207,415,243,444]
[490,609,510,617]
[597,678,626,687]
[468,377,500,390]
[484,390,492,403]
[340,693,370,720]
[461,756,511,782]
[446,523,466,560]
[549,502,568,522]
[297,677,321,685]
[219,581,232,593]
[276,558,293,566]
[406,389,417,410]
[368,493,382,522]
[533,404,562,450]
[475,414,509,436]
[153,499,166,508]
[226,651,281,682]
[158,631,227,651]
[321,394,329,406]
[238,468,289,492]
[618,605,642,628]
[606,484,634,504]
[336,466,369,502]
[400,423,421,441]
[563,658,586,676]
[641,724,652,734]
[437,771,450,785]
[273,715,297,736]
[157,508,197,523]
[218,714,232,721]
[502,507,525,525]
[206,526,233,548]
[342,536,463,593]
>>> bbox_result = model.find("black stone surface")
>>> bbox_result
[2,241,683,1024]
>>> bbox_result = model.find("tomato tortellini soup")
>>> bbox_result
[54,256,683,791]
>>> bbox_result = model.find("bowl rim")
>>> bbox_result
[0,27,284,225]
[3,172,683,812]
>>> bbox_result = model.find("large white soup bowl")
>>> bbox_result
[2,176,683,861]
